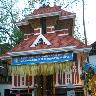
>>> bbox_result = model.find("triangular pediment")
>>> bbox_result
[30,34,51,47]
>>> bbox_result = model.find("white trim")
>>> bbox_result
[59,13,76,20]
[16,13,76,26]
[34,28,41,35]
[72,15,75,35]
[8,46,91,56]
[46,26,54,33]
[24,33,34,36]
[76,47,92,52]
[30,34,51,47]
[24,33,34,40]
[58,33,68,36]
[34,33,40,35]
[77,53,82,85]
[8,46,75,56]
[12,74,14,88]
[26,12,60,20]
[47,26,54,29]
[34,28,41,33]
[16,21,29,26]
[9,47,85,56]
[55,29,68,32]
[47,28,68,34]
[47,31,55,33]
[55,72,59,86]
[0,56,11,60]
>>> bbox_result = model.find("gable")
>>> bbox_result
[30,34,51,47]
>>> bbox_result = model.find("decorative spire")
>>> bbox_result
[54,1,56,6]
[41,0,50,8]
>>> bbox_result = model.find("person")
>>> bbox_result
[16,94,20,96]
[16,90,20,96]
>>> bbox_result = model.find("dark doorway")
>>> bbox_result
[4,89,10,96]
[36,75,53,96]
[46,75,53,96]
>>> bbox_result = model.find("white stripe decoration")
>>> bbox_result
[30,34,51,47]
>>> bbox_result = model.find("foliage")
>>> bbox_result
[80,67,94,96]
[10,26,24,46]
[0,0,24,46]
[80,67,95,83]
[0,43,12,55]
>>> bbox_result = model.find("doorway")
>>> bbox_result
[36,75,53,96]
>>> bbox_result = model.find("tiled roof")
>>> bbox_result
[16,5,75,26]
[33,5,72,16]
[17,5,73,24]
[11,33,87,52]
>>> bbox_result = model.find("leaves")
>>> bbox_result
[0,0,24,47]
[0,43,12,55]
[10,26,24,46]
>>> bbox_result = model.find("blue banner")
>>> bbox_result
[12,53,73,65]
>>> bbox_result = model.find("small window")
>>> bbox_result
[40,17,46,34]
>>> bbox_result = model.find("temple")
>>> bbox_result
[6,5,91,96]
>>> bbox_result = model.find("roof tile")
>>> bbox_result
[11,32,88,52]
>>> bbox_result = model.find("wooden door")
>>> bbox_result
[46,75,53,96]
[36,75,54,96]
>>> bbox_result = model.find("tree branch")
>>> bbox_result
[0,26,15,42]
[65,0,79,8]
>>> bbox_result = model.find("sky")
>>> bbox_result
[84,0,96,44]
[68,0,96,45]
[16,0,96,45]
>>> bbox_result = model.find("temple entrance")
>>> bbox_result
[36,75,53,96]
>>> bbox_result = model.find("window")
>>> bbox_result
[40,17,46,34]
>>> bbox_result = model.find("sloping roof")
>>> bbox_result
[16,5,75,26]
[11,33,87,52]
[32,5,71,16]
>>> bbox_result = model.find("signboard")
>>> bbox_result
[12,52,73,65]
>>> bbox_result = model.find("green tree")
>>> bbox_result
[0,43,12,55]
[10,26,24,46]
[0,0,24,46]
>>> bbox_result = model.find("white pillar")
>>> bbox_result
[77,53,82,84]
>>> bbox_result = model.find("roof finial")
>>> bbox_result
[41,0,50,7]
[47,1,50,6]
[42,3,46,7]
[54,1,56,6]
